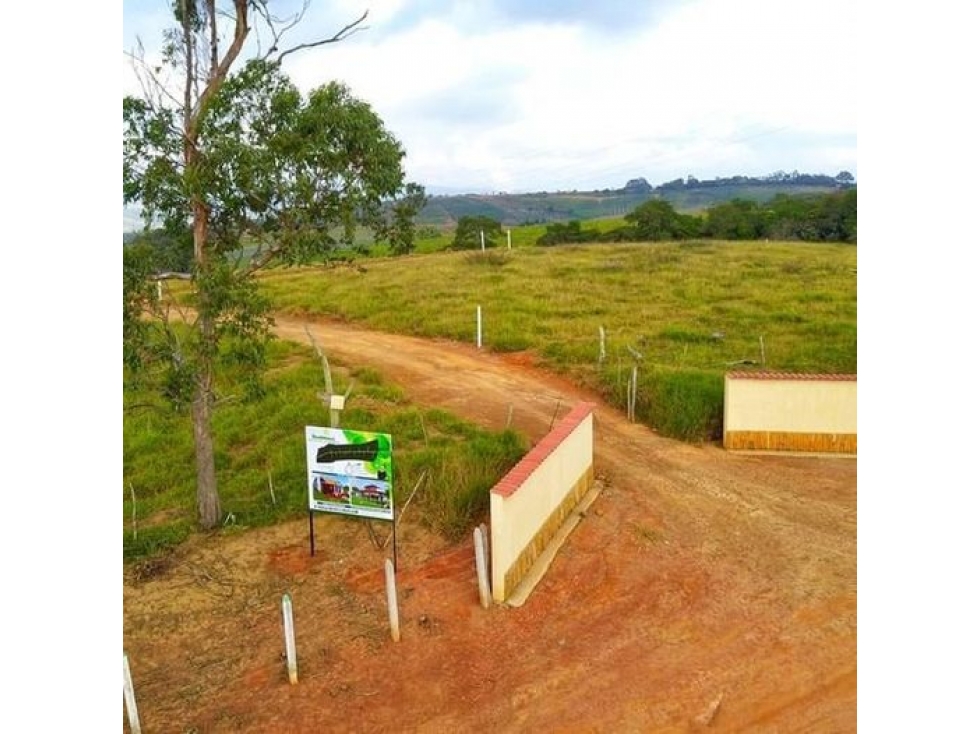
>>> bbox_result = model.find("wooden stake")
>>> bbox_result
[385,559,401,642]
[629,365,638,422]
[123,654,142,734]
[395,471,428,531]
[549,398,562,431]
[129,482,137,540]
[282,593,298,684]
[474,527,491,609]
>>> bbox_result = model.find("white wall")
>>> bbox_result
[490,405,594,602]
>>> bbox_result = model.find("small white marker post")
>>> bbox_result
[329,393,346,430]
[282,593,298,684]
[385,558,401,642]
[629,365,638,422]
[480,229,486,252]
[156,280,162,302]
[476,305,483,349]
[507,229,512,250]
[123,654,142,734]
[599,326,607,364]
[474,527,491,609]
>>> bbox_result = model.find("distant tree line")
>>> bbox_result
[655,170,855,193]
[536,189,857,246]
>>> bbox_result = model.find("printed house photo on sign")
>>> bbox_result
[305,427,394,521]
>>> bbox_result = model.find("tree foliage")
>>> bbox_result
[387,182,429,255]
[123,2,422,529]
[451,215,503,249]
[624,199,702,240]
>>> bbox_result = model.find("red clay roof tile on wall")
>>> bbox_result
[726,372,856,381]
[491,402,596,498]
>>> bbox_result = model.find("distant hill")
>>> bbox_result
[417,171,855,227]
[123,171,855,235]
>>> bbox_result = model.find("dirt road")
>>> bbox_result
[124,314,856,733]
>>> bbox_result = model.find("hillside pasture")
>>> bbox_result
[257,240,857,440]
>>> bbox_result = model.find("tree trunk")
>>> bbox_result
[192,373,221,529]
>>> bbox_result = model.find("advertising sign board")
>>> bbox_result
[305,426,394,521]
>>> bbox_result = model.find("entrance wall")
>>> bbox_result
[490,402,595,603]
[723,372,856,454]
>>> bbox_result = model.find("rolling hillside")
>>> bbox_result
[417,172,854,227]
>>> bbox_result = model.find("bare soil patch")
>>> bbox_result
[124,316,856,732]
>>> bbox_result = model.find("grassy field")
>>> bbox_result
[123,339,525,560]
[256,240,857,440]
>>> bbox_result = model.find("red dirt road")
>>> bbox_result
[123,315,856,733]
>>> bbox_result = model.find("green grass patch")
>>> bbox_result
[124,341,526,561]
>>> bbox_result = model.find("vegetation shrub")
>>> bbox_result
[601,364,724,442]
[451,215,503,249]
[124,522,194,562]
[642,368,725,442]
[402,429,525,541]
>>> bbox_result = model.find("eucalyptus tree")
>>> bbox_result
[123,1,423,529]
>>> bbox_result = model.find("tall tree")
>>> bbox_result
[123,1,423,529]
[625,199,701,241]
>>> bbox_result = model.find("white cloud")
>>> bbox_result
[123,0,858,193]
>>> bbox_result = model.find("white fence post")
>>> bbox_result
[385,558,401,642]
[282,593,298,684]
[507,229,512,250]
[629,365,638,422]
[476,305,482,349]
[123,654,142,734]
[480,230,486,252]
[474,527,491,609]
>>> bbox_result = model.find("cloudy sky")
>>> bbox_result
[122,0,857,194]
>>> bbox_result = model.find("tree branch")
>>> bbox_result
[207,0,218,71]
[273,9,369,64]
[124,45,185,112]
[186,0,250,145]
[253,0,309,60]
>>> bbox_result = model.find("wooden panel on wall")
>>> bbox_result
[724,430,856,454]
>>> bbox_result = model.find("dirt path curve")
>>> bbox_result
[125,315,856,733]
